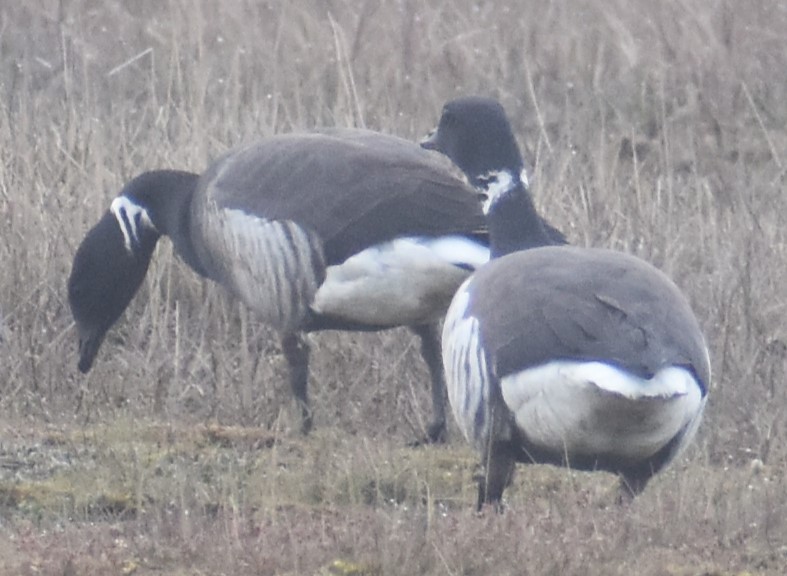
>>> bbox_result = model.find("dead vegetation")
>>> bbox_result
[0,0,786,574]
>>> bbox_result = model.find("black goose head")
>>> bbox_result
[423,97,554,257]
[421,96,524,191]
[68,174,165,373]
[68,170,200,372]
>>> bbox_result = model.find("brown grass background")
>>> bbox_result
[1,0,786,574]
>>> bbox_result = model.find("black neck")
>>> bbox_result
[124,170,207,276]
[487,181,552,258]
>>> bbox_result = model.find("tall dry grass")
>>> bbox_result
[1,0,786,574]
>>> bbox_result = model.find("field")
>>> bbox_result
[1,0,786,574]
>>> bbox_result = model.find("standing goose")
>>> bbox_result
[68,128,495,441]
[423,97,710,509]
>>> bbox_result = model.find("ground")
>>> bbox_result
[1,1,786,574]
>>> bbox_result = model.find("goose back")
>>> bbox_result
[469,246,710,388]
[199,129,485,264]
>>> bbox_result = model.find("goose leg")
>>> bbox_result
[281,332,312,434]
[478,440,516,512]
[617,463,657,504]
[410,323,447,443]
[617,434,681,503]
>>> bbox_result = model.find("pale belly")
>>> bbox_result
[312,237,489,327]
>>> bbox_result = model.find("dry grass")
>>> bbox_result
[0,0,786,574]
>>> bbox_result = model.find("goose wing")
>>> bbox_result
[201,129,487,265]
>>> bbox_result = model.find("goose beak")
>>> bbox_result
[76,323,106,374]
[420,128,440,150]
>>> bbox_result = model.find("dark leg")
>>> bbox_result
[617,467,654,504]
[410,323,447,443]
[478,440,517,512]
[281,332,312,434]
[617,436,680,503]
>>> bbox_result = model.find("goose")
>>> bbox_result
[68,128,497,441]
[423,97,710,509]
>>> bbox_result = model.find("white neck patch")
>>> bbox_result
[519,168,529,188]
[478,170,515,215]
[110,196,156,253]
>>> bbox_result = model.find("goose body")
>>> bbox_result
[424,97,709,508]
[68,128,491,440]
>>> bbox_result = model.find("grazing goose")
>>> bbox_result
[68,128,493,441]
[423,97,710,509]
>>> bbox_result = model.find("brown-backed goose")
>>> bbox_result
[424,97,710,509]
[68,128,495,441]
